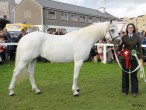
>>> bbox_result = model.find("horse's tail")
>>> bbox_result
[15,47,27,84]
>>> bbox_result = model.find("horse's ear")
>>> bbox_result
[110,19,113,24]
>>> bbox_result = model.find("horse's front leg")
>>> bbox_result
[72,60,83,96]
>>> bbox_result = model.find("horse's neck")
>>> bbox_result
[82,23,107,45]
[96,23,108,36]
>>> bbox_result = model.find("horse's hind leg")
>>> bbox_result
[9,62,27,96]
[27,59,41,94]
[72,60,83,96]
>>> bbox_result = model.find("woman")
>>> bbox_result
[117,23,143,97]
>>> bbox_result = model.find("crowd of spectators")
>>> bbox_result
[47,28,65,35]
[0,27,27,65]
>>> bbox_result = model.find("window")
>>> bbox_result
[96,18,102,22]
[71,14,78,22]
[80,15,86,23]
[47,11,56,19]
[61,13,68,21]
[88,17,94,23]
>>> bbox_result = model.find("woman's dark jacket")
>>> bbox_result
[117,33,143,60]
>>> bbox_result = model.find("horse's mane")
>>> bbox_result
[66,21,109,37]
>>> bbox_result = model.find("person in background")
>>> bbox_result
[55,28,64,35]
[136,28,141,37]
[141,31,146,44]
[117,23,143,97]
[97,38,103,62]
[47,28,53,34]
[7,33,17,61]
[0,28,6,63]
[24,27,28,34]
[140,30,146,57]
[90,45,97,62]
[0,44,4,65]
[3,27,11,60]
[102,36,107,43]
[17,29,26,42]
[3,27,11,41]
[106,39,114,63]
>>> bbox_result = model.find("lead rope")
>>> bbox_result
[113,50,146,82]
[132,50,146,82]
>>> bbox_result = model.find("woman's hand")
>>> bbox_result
[139,59,143,66]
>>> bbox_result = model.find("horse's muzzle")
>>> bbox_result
[112,36,121,46]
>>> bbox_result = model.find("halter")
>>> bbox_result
[105,25,146,82]
[103,25,120,44]
[107,25,120,44]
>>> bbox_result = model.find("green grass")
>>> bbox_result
[0,61,146,110]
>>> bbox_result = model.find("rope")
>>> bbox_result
[114,50,146,82]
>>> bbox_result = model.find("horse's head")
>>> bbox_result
[105,20,121,45]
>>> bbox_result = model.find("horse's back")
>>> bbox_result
[17,31,92,62]
[17,32,75,62]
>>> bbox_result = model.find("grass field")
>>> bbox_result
[0,61,146,110]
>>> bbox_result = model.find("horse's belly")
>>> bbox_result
[40,43,91,63]
[45,54,74,62]
[41,51,74,62]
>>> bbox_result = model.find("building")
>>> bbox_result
[14,0,117,32]
[124,15,146,32]
[0,0,16,22]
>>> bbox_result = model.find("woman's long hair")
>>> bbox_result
[126,23,136,34]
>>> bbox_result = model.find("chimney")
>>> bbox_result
[97,7,106,13]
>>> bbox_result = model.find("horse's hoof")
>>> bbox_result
[73,90,79,96]
[36,91,41,95]
[74,94,79,97]
[9,93,15,96]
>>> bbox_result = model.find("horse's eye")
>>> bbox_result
[111,29,115,32]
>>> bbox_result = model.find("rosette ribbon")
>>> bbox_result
[131,50,146,82]
[123,49,131,69]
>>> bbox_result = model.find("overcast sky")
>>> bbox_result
[15,0,146,18]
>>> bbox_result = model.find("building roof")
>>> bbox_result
[138,15,144,17]
[34,0,116,19]
[104,12,116,19]
[0,0,9,2]
[0,0,15,3]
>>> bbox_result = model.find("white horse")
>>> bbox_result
[9,20,119,96]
